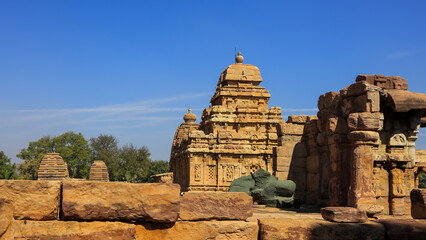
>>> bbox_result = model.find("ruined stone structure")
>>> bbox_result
[151,172,173,183]
[37,153,69,180]
[280,75,426,216]
[89,160,109,182]
[170,52,284,191]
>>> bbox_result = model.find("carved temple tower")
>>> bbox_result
[170,52,284,191]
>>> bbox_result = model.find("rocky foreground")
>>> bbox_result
[1,180,426,240]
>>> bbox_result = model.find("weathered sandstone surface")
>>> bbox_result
[179,191,253,220]
[62,181,180,222]
[321,207,367,223]
[378,219,426,240]
[12,220,136,240]
[0,199,14,239]
[0,180,61,220]
[258,218,385,240]
[135,220,259,240]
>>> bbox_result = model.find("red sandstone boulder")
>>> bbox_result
[0,180,61,220]
[12,220,136,240]
[179,191,252,220]
[136,220,259,240]
[259,218,384,240]
[62,181,180,223]
[321,207,367,223]
[411,188,426,219]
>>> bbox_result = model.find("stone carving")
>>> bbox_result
[170,52,284,191]
[228,169,299,208]
[37,153,69,181]
[89,160,109,182]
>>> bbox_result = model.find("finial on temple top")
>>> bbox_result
[235,51,244,64]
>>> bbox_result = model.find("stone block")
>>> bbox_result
[0,180,61,220]
[347,131,379,142]
[293,143,308,157]
[305,119,319,135]
[287,115,311,124]
[307,172,319,191]
[342,81,381,97]
[136,220,259,240]
[356,74,408,90]
[259,218,385,240]
[318,92,340,110]
[348,112,383,131]
[376,196,389,215]
[0,199,14,239]
[62,181,180,222]
[279,123,305,135]
[411,189,426,219]
[378,219,426,240]
[373,167,389,197]
[179,192,252,221]
[321,207,367,223]
[12,220,136,240]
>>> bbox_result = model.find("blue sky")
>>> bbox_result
[1,1,425,163]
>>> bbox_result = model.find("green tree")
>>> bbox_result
[147,160,170,182]
[119,144,151,182]
[53,132,91,178]
[419,172,426,188]
[89,134,121,181]
[17,132,91,179]
[0,151,18,179]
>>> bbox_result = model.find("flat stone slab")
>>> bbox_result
[136,220,259,240]
[12,220,136,240]
[378,219,426,240]
[259,218,384,240]
[0,180,61,220]
[179,191,252,220]
[321,207,367,223]
[62,181,180,223]
[411,188,426,219]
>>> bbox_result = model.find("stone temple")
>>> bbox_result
[170,52,284,191]
[89,160,109,181]
[38,153,69,180]
[170,53,426,217]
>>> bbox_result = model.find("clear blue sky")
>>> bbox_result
[1,1,425,163]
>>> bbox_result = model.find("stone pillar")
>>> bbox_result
[347,131,381,215]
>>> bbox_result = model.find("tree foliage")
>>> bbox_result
[119,144,151,182]
[419,172,426,188]
[17,132,91,179]
[0,151,18,179]
[147,160,170,182]
[89,134,121,181]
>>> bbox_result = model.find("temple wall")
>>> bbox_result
[275,75,426,216]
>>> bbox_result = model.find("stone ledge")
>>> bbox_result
[0,180,61,220]
[62,181,180,223]
[179,191,253,221]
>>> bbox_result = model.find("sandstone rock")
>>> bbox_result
[321,207,367,223]
[356,74,408,90]
[135,220,259,240]
[378,219,426,240]
[259,218,384,240]
[0,199,14,239]
[287,115,313,124]
[62,181,180,222]
[179,191,252,220]
[411,188,426,219]
[347,112,383,131]
[318,92,340,110]
[0,180,61,220]
[12,220,136,240]
[347,131,379,142]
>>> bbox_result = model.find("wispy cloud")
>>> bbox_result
[387,48,425,59]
